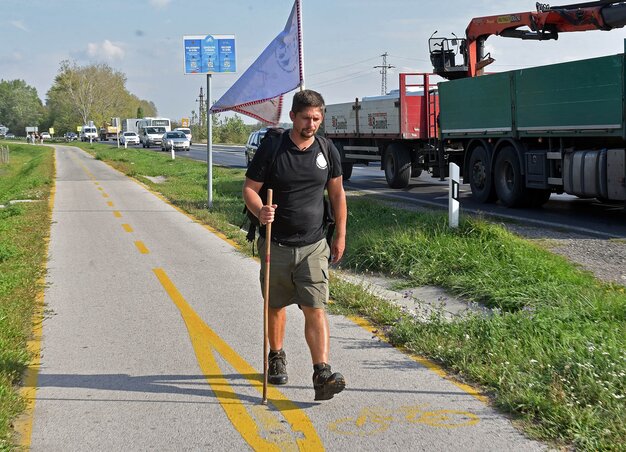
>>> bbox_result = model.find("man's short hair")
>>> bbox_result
[291,89,325,114]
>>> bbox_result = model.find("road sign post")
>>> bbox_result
[183,34,236,210]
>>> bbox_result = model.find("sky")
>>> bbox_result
[2,0,626,125]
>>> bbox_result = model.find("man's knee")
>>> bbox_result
[301,306,326,320]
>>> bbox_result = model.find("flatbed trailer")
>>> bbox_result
[439,50,626,206]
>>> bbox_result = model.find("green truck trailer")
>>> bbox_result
[439,49,626,207]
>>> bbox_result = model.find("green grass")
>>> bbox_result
[6,141,625,450]
[0,144,54,449]
[80,142,252,250]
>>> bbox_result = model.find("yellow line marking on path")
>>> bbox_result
[153,268,323,451]
[113,211,122,218]
[14,149,57,447]
[107,201,114,207]
[122,224,133,233]
[94,182,99,186]
[347,315,488,404]
[102,193,109,198]
[71,155,96,180]
[97,187,103,191]
[134,241,149,254]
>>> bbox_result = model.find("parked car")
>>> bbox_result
[161,131,190,152]
[245,128,267,166]
[40,132,51,140]
[64,132,77,141]
[175,127,192,145]
[4,133,15,139]
[120,131,140,146]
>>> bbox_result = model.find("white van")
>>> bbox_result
[80,124,98,142]
[141,126,167,148]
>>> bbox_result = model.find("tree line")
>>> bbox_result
[0,60,284,144]
[0,61,157,137]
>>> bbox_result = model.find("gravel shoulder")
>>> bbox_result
[503,223,626,287]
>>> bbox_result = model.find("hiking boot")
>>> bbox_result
[313,363,345,401]
[268,349,288,385]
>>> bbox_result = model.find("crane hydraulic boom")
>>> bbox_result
[430,0,626,79]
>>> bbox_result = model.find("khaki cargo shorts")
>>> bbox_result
[258,237,330,309]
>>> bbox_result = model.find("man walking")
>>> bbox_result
[242,89,347,401]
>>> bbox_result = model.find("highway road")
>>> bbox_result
[24,144,546,450]
[136,141,626,239]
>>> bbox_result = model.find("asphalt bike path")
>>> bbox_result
[26,145,545,450]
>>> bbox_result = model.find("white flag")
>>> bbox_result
[210,0,302,125]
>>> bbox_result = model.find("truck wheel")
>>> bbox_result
[468,145,497,203]
[384,143,411,189]
[494,146,527,207]
[341,162,353,181]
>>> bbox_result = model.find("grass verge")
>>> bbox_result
[0,144,54,449]
[50,143,626,448]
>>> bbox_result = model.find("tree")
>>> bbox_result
[46,61,157,133]
[0,79,45,135]
[219,115,248,144]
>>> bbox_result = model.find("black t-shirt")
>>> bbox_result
[246,131,342,246]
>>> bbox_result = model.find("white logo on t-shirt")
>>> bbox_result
[316,152,328,170]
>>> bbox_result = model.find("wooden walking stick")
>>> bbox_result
[262,189,273,405]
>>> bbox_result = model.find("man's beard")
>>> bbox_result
[297,128,316,139]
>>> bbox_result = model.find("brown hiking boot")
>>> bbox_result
[268,349,288,385]
[313,363,345,401]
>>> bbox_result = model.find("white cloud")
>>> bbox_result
[149,0,171,9]
[86,40,125,60]
[10,20,28,32]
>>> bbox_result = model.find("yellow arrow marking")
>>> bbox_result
[153,268,323,451]
[122,224,133,233]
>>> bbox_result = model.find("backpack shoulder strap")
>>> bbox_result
[264,131,286,184]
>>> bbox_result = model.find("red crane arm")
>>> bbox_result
[464,1,626,76]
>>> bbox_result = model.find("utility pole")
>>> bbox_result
[196,86,205,127]
[374,52,394,95]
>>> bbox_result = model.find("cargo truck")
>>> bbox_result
[324,1,626,207]
[122,118,140,135]
[99,125,119,141]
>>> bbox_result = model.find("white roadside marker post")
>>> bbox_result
[449,162,460,228]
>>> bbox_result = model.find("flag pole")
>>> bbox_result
[297,0,305,91]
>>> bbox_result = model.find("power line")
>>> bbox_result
[314,69,376,89]
[387,54,430,64]
[308,55,380,78]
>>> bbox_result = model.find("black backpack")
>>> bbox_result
[242,129,335,248]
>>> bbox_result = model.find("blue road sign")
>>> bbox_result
[184,34,236,74]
